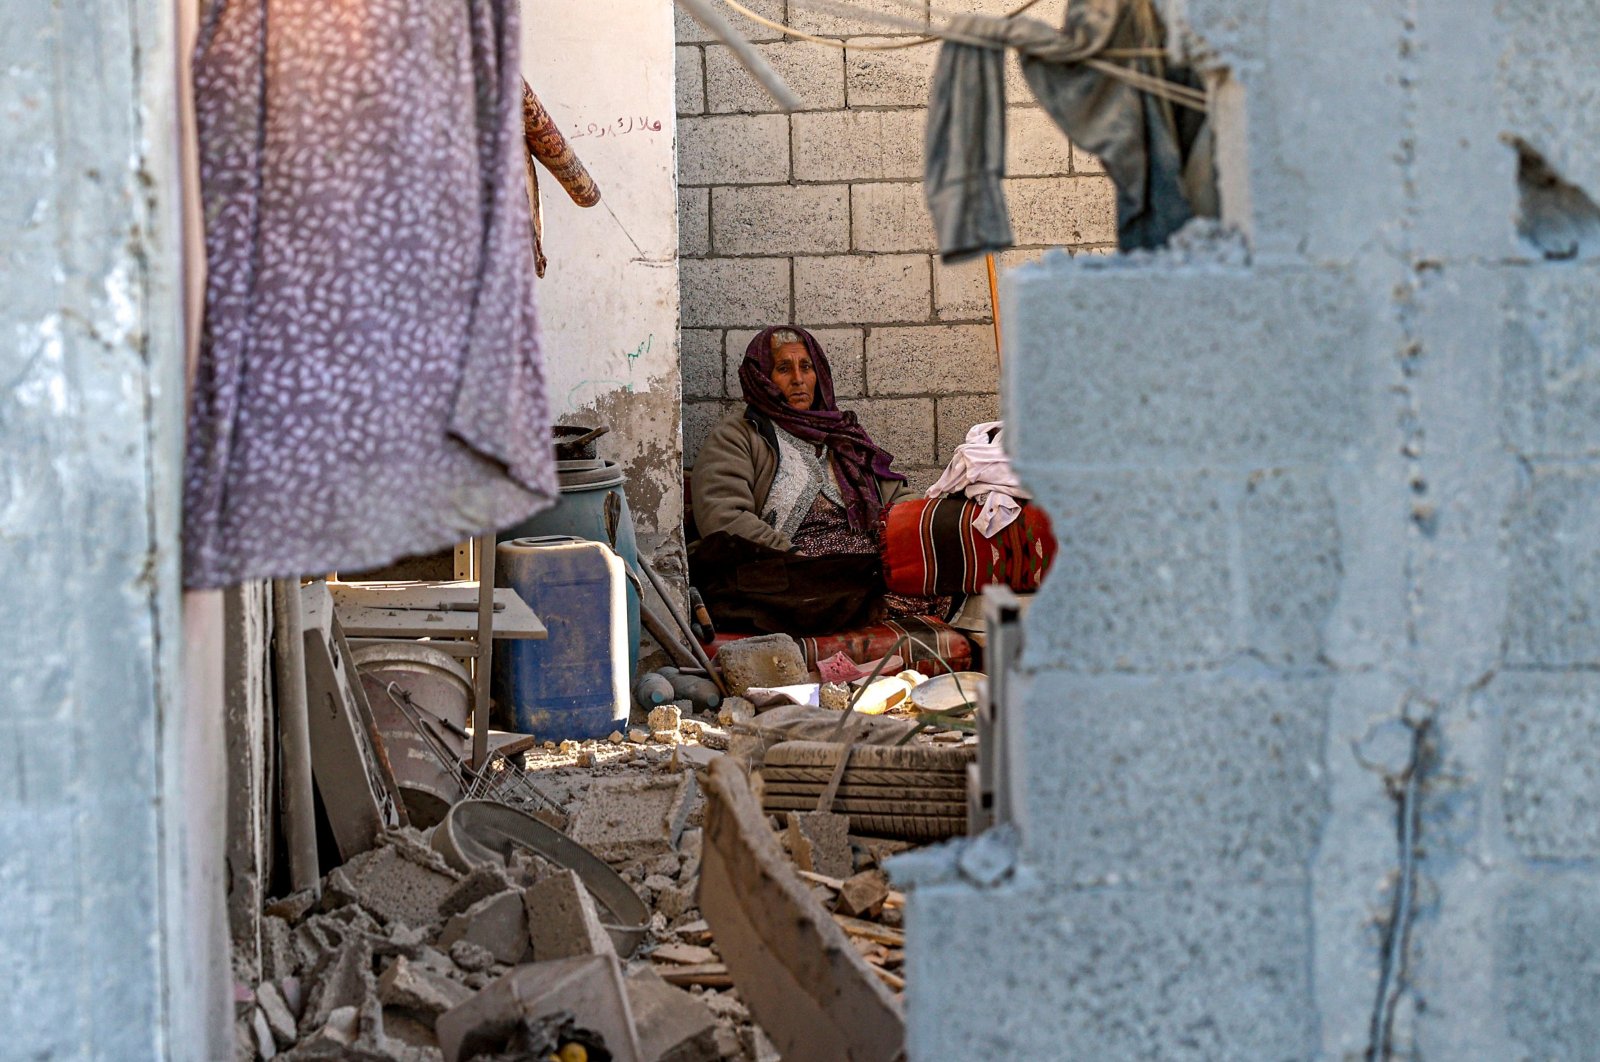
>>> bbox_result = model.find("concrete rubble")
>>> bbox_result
[237,685,953,1060]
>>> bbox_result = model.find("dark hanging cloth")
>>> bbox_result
[184,0,557,588]
[924,2,1215,259]
[737,326,906,532]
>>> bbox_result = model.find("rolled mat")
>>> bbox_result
[522,81,600,207]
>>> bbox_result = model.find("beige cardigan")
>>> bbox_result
[690,410,911,551]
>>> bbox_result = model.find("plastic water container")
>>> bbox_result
[492,536,629,740]
[501,460,641,680]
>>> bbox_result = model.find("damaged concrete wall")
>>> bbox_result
[523,2,684,567]
[0,0,228,1056]
[675,0,1118,489]
[898,0,1600,1057]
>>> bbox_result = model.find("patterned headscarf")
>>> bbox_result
[738,326,906,530]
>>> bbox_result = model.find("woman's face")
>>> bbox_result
[770,341,818,410]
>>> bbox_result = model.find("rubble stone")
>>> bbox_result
[525,870,616,961]
[628,728,650,744]
[437,891,530,966]
[256,980,299,1048]
[296,1005,359,1053]
[625,967,721,1062]
[303,938,377,1032]
[819,682,851,711]
[657,884,697,921]
[649,704,683,734]
[715,634,807,695]
[436,956,643,1062]
[447,940,495,973]
[653,729,680,745]
[378,956,473,1019]
[262,916,297,981]
[437,865,515,920]
[252,1007,278,1059]
[716,697,754,727]
[785,811,853,879]
[609,731,625,744]
[835,870,890,919]
[335,845,459,930]
[568,773,698,865]
[264,889,319,924]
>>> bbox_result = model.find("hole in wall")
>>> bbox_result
[1507,135,1600,261]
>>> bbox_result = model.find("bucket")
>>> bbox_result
[351,643,469,828]
[492,536,630,740]
[501,460,640,679]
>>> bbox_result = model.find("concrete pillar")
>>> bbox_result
[899,1,1600,1057]
[0,0,226,1057]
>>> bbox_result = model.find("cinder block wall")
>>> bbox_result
[896,0,1600,1058]
[675,0,1114,487]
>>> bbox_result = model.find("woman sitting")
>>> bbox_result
[690,326,941,632]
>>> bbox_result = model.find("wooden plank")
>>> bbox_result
[331,584,546,640]
[831,914,905,948]
[653,962,733,989]
[700,758,904,1062]
[795,870,906,909]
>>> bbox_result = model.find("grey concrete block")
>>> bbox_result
[683,400,739,467]
[378,955,473,1019]
[1015,671,1328,884]
[525,870,616,961]
[1004,261,1376,468]
[850,181,935,253]
[438,890,530,966]
[435,956,642,1062]
[792,110,925,181]
[675,0,785,44]
[567,773,698,865]
[711,184,849,255]
[1500,263,1600,457]
[727,328,866,398]
[933,247,1043,322]
[1239,469,1341,666]
[625,967,720,1062]
[844,38,935,107]
[1005,175,1117,246]
[936,393,1002,461]
[677,115,790,185]
[335,845,459,930]
[1005,107,1074,177]
[904,878,1317,1060]
[679,257,788,327]
[865,324,996,396]
[678,185,709,258]
[793,253,930,324]
[1020,470,1235,671]
[1501,876,1600,1059]
[1506,465,1600,666]
[705,42,844,113]
[1495,673,1600,860]
[675,45,704,116]
[681,329,724,399]
[850,396,938,466]
[715,633,808,693]
[787,0,927,36]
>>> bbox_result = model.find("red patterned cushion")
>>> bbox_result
[879,497,1056,597]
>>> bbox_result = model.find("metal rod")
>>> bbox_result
[639,559,728,696]
[271,578,320,894]
[472,532,495,770]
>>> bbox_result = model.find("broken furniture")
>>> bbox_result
[332,531,546,768]
[301,581,408,859]
[700,757,905,1062]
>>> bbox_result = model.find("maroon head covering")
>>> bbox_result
[738,326,905,531]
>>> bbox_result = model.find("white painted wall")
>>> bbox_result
[522,0,684,561]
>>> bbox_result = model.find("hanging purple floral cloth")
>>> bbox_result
[183,0,557,588]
